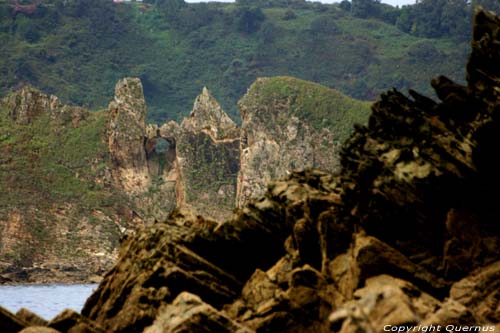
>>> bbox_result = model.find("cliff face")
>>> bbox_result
[107,78,150,194]
[71,9,499,333]
[114,79,361,222]
[0,72,369,281]
[0,87,134,283]
[237,77,371,207]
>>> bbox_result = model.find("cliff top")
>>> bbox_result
[239,76,371,142]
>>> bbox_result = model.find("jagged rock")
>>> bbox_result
[420,299,476,327]
[450,261,500,324]
[236,76,370,207]
[175,87,240,221]
[55,9,500,333]
[1,86,60,124]
[81,169,344,333]
[0,306,29,333]
[18,328,62,333]
[181,87,239,140]
[81,215,244,333]
[143,292,253,333]
[16,308,48,326]
[329,275,440,333]
[48,309,106,333]
[107,77,149,193]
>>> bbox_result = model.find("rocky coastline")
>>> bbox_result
[1,8,500,333]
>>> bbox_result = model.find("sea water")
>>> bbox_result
[0,283,98,320]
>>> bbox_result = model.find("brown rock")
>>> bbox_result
[329,275,440,333]
[353,235,450,296]
[450,261,500,324]
[0,306,29,333]
[1,86,60,124]
[143,292,253,333]
[79,9,500,333]
[236,77,368,208]
[107,77,149,193]
[421,299,476,327]
[18,327,62,333]
[16,307,48,326]
[48,309,106,333]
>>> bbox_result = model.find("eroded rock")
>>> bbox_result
[1,86,60,124]
[107,77,149,194]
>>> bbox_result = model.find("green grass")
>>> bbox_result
[0,106,122,210]
[242,76,371,143]
[0,1,469,124]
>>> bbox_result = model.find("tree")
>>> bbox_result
[339,0,351,12]
[352,0,381,19]
[235,6,265,34]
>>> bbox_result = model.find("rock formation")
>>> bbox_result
[237,76,370,207]
[107,77,150,194]
[1,7,500,333]
[125,81,357,222]
[1,86,60,125]
[176,87,240,221]
[0,84,133,284]
[181,87,239,141]
[75,9,498,333]
[1,73,361,282]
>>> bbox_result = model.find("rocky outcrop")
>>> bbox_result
[107,77,150,194]
[118,86,241,222]
[72,9,500,333]
[2,7,500,333]
[181,87,239,141]
[236,76,371,207]
[175,89,240,221]
[0,85,135,284]
[1,86,60,124]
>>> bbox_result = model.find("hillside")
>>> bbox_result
[0,75,370,282]
[0,0,475,123]
[2,8,496,332]
[0,87,132,280]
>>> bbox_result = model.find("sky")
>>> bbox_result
[184,0,417,8]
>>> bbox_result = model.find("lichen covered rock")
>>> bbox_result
[1,86,60,124]
[80,9,500,333]
[107,77,150,194]
[236,76,371,207]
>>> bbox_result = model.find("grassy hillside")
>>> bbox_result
[0,94,140,268]
[0,0,470,124]
[241,76,372,142]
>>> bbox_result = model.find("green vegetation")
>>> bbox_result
[244,76,371,142]
[0,0,480,124]
[0,105,126,212]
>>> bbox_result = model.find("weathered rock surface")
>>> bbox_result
[181,87,239,141]
[5,9,500,333]
[175,88,240,221]
[1,73,363,282]
[236,76,370,207]
[107,77,150,194]
[0,87,131,284]
[0,306,29,333]
[16,308,48,327]
[75,9,500,333]
[1,86,60,124]
[143,292,252,333]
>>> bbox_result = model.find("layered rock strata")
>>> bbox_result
[237,76,370,207]
[7,11,500,333]
[73,9,499,333]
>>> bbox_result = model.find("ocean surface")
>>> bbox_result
[0,283,98,320]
